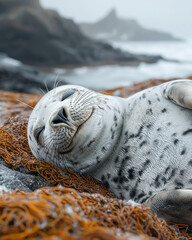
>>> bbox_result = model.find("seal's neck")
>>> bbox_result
[86,97,130,179]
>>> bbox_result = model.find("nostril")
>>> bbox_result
[52,108,68,124]
[61,108,67,119]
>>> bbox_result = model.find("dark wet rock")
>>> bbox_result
[80,9,181,42]
[0,158,55,192]
[0,0,162,67]
[0,53,66,93]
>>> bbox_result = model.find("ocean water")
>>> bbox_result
[54,39,192,90]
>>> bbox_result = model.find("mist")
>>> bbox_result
[40,0,192,39]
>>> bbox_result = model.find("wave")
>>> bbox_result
[54,40,192,89]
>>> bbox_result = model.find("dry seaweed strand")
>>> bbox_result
[102,76,192,97]
[0,84,191,239]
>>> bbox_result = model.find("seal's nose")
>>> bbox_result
[52,108,68,125]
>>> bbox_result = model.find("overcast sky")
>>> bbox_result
[40,0,192,39]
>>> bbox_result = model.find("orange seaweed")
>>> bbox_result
[0,82,191,239]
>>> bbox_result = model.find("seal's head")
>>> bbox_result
[28,85,125,173]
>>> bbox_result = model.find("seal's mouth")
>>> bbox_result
[57,107,94,154]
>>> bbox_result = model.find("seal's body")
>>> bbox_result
[89,84,192,203]
[28,80,192,225]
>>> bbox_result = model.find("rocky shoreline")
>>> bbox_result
[0,0,163,67]
[1,53,190,94]
[0,53,67,93]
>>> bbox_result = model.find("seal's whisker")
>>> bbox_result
[52,143,60,167]
[41,136,52,162]
[55,78,63,89]
[71,89,85,105]
[73,99,102,112]
[53,73,59,89]
[76,97,103,108]
[75,99,94,108]
[44,79,49,93]
[79,93,96,102]
[40,88,46,95]
[55,146,60,167]
[43,135,53,147]
[52,73,62,96]
[73,91,88,105]
[48,143,56,165]
[17,99,34,109]
[74,91,95,105]
[74,93,97,107]
[75,93,104,106]
[51,146,57,165]
[77,101,96,109]
[72,101,93,111]
[43,139,52,152]
[44,139,53,160]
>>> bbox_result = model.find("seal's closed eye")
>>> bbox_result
[34,126,45,142]
[61,90,76,101]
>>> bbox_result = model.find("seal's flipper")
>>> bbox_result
[145,189,192,225]
[161,80,192,109]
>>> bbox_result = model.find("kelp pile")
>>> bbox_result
[0,185,189,240]
[0,81,191,239]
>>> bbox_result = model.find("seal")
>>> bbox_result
[28,80,192,225]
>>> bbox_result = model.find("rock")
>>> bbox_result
[0,159,55,192]
[80,9,182,42]
[0,53,66,93]
[0,0,162,66]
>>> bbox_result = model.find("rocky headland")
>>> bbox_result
[80,9,181,42]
